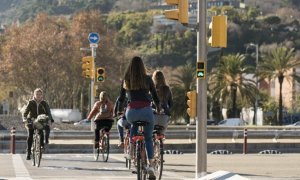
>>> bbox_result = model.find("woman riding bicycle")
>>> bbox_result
[152,70,173,134]
[22,88,54,160]
[117,56,160,177]
[87,91,114,149]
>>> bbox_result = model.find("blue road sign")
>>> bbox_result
[88,32,100,44]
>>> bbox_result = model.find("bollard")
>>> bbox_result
[10,127,16,154]
[243,128,247,154]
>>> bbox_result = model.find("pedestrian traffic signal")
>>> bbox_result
[82,56,94,79]
[96,67,105,82]
[186,90,196,118]
[164,0,188,25]
[197,62,205,79]
[209,15,227,48]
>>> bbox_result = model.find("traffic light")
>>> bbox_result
[82,56,94,79]
[96,67,105,82]
[164,0,188,25]
[208,15,227,48]
[186,90,196,118]
[197,62,205,79]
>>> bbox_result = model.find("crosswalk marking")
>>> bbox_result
[12,154,32,179]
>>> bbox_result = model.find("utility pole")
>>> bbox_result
[196,0,207,178]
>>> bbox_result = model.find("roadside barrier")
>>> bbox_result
[243,128,247,154]
[10,127,16,154]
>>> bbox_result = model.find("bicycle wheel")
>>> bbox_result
[31,135,36,166]
[93,143,100,161]
[153,139,163,180]
[136,140,143,180]
[35,133,42,167]
[101,134,109,162]
[124,136,131,169]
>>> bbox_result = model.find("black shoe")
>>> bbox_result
[45,140,49,145]
[26,155,31,160]
[94,142,99,149]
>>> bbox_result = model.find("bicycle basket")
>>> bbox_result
[33,114,49,130]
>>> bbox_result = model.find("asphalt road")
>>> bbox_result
[1,153,300,180]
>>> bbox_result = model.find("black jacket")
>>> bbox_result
[23,100,53,122]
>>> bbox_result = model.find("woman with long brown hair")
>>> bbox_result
[117,56,160,178]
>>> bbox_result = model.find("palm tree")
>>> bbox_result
[172,62,195,124]
[209,54,257,119]
[258,46,300,125]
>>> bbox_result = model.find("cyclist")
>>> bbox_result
[87,91,114,149]
[114,95,130,148]
[117,56,160,177]
[23,88,54,160]
[152,70,173,134]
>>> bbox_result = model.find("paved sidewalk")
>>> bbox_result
[1,153,300,179]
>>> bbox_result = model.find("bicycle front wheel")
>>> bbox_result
[31,136,36,166]
[101,134,109,162]
[35,134,42,167]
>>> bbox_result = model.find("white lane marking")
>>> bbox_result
[12,154,32,179]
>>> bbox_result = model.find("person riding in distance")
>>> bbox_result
[114,95,130,148]
[152,70,173,134]
[117,56,160,177]
[22,88,54,160]
[87,91,114,149]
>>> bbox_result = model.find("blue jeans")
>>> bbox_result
[126,106,154,159]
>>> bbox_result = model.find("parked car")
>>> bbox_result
[217,118,247,126]
[286,121,300,127]
[73,119,91,127]
[207,119,216,125]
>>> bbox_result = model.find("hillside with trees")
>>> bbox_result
[1,0,300,124]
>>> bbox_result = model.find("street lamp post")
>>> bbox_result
[249,43,259,125]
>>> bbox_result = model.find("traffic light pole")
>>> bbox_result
[196,0,207,178]
[90,46,96,131]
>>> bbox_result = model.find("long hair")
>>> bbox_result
[124,56,147,90]
[152,70,169,102]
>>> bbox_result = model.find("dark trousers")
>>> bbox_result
[94,119,113,142]
[26,124,50,154]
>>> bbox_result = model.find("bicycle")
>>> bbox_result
[123,127,131,169]
[131,121,156,180]
[152,125,165,180]
[93,126,110,162]
[31,114,49,167]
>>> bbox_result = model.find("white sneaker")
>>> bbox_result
[124,154,131,160]
[147,166,155,176]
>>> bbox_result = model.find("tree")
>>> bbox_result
[258,46,300,125]
[209,54,257,119]
[171,62,195,124]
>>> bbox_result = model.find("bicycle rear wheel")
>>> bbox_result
[93,142,100,161]
[153,139,163,180]
[101,134,109,162]
[35,134,42,167]
[124,136,131,169]
[136,140,143,180]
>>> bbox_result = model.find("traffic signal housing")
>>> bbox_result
[82,56,94,79]
[209,15,227,48]
[197,62,206,79]
[96,67,105,82]
[186,90,196,118]
[164,0,188,25]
